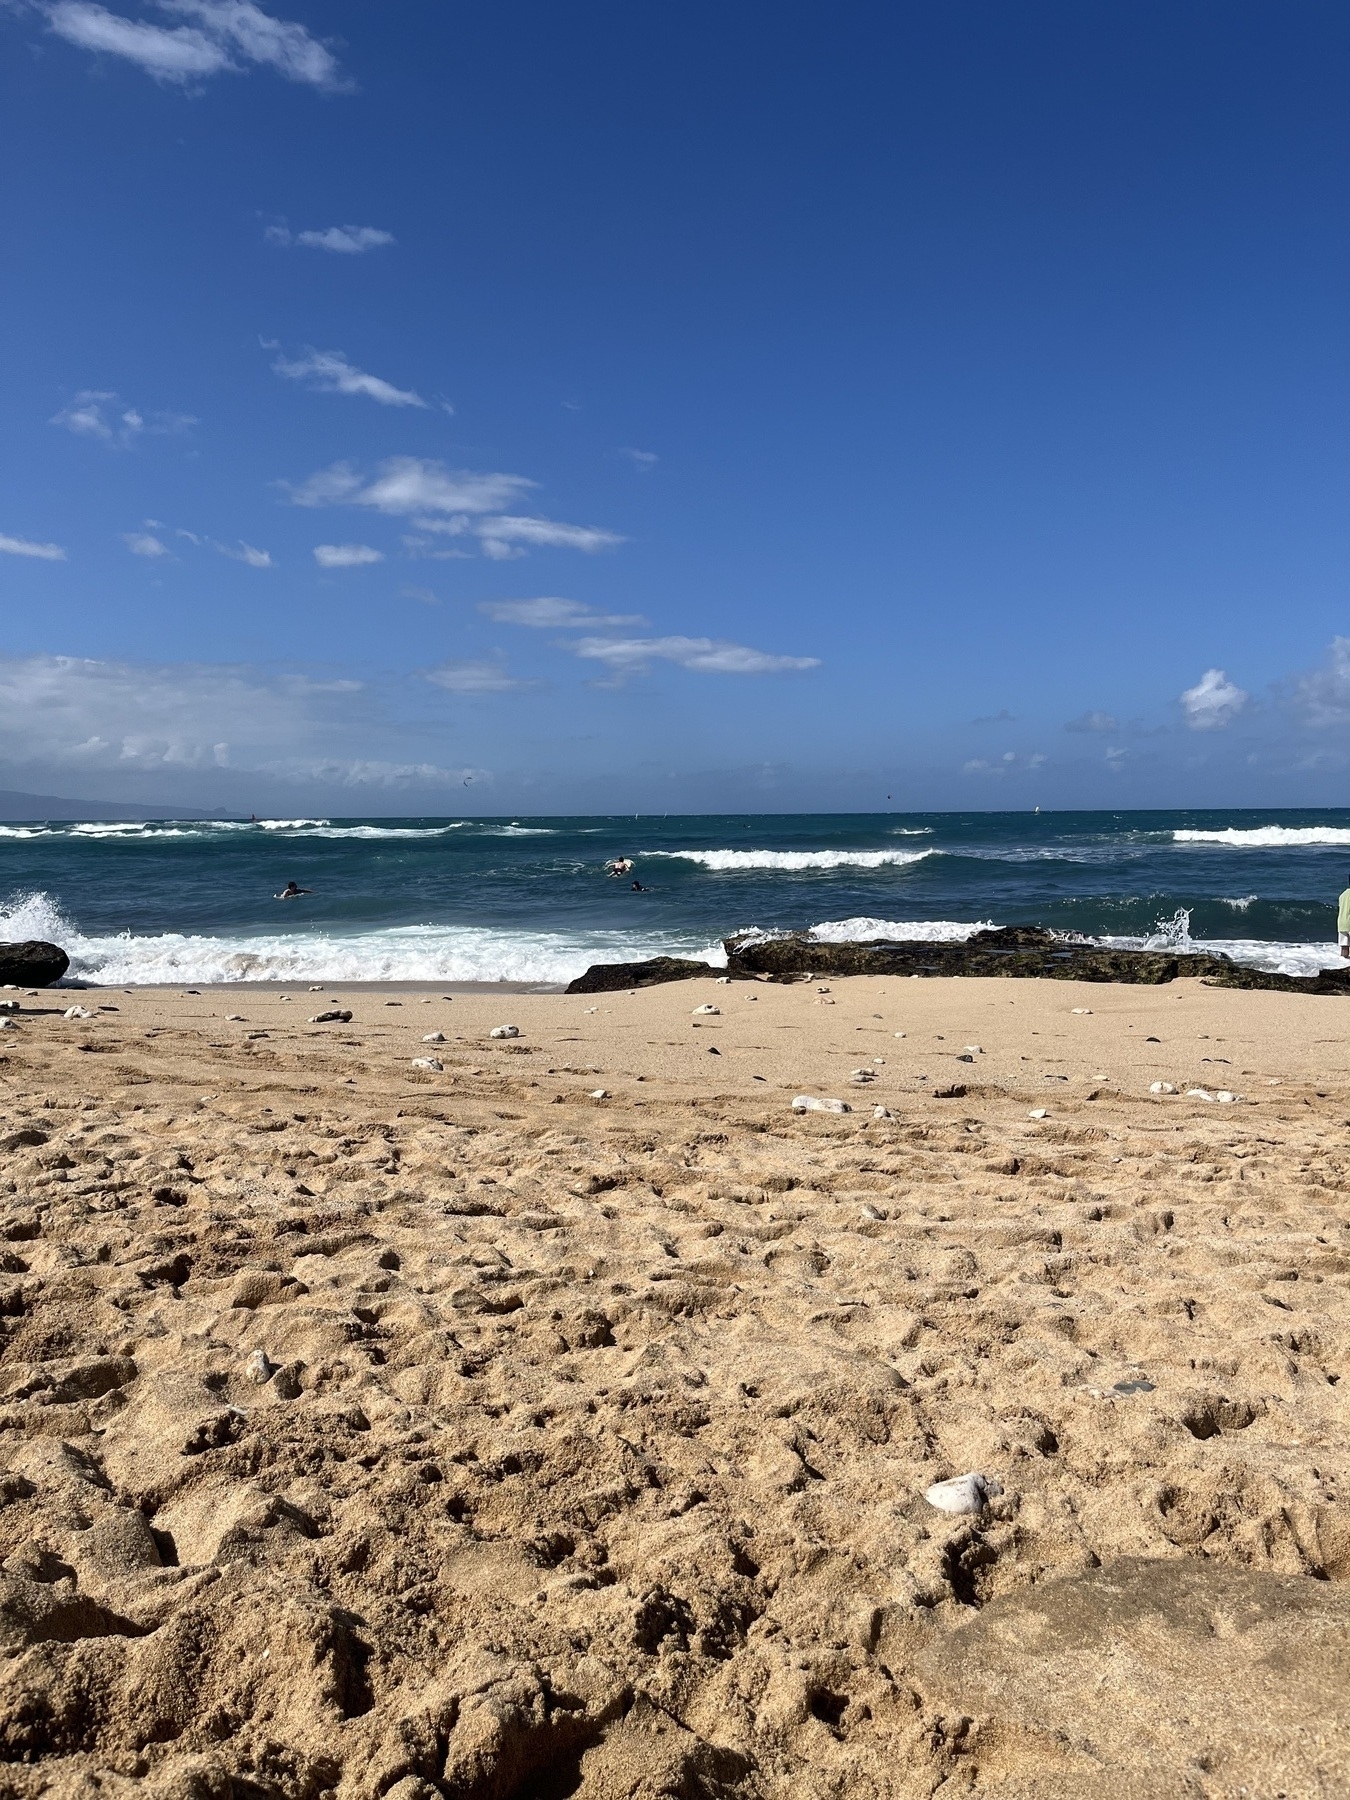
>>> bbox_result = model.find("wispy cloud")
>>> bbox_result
[1180,668,1248,730]
[314,543,383,569]
[963,751,1048,776]
[43,1,346,90]
[216,540,272,567]
[619,447,658,469]
[573,635,819,678]
[476,516,624,560]
[1064,709,1118,733]
[425,661,532,694]
[479,596,646,628]
[0,533,66,561]
[51,389,195,446]
[286,458,532,516]
[283,457,621,560]
[123,531,170,557]
[1291,637,1350,728]
[272,347,425,409]
[265,223,393,253]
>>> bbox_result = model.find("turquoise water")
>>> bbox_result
[2,809,1349,984]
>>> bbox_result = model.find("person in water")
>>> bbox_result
[276,881,312,900]
[1339,871,1350,958]
[631,880,648,892]
[606,858,633,878]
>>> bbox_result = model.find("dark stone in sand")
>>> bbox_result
[566,956,718,995]
[0,941,69,988]
[565,924,1350,996]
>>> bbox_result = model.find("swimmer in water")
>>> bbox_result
[605,858,633,878]
[276,881,312,900]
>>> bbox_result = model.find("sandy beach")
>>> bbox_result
[1,973,1347,1797]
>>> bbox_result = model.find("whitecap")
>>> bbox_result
[649,848,934,872]
[1174,826,1350,848]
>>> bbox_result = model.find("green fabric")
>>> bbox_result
[1338,889,1350,934]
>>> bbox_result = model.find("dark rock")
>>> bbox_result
[566,956,718,995]
[564,923,1350,997]
[0,942,69,988]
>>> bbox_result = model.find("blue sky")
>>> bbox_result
[2,0,1348,812]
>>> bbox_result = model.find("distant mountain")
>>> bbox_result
[0,789,216,822]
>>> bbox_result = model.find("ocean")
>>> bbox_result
[3,809,1350,986]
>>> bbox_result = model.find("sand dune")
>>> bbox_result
[0,976,1346,1797]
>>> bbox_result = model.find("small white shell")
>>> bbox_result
[924,1472,1003,1515]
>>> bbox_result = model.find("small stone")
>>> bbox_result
[715,976,729,984]
[1071,1008,1093,1015]
[691,1004,720,1016]
[792,1095,850,1113]
[1028,1108,1049,1119]
[412,1057,443,1072]
[872,1105,891,1120]
[308,985,323,991]
[1217,1090,1242,1104]
[860,1202,884,1220]
[309,1009,353,1024]
[963,1045,984,1054]
[893,1031,906,1038]
[589,1088,608,1099]
[490,1024,520,1039]
[816,997,835,1005]
[63,1005,95,1020]
[0,1000,18,1012]
[226,1014,245,1022]
[1186,1087,1215,1102]
[244,1349,274,1385]
[707,1045,721,1055]
[850,1068,878,1083]
[0,1019,15,1031]
[924,1472,1003,1515]
[1149,1081,1177,1094]
[422,1031,446,1043]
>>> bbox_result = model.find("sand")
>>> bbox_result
[0,973,1347,1799]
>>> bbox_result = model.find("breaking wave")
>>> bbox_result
[1174,827,1350,848]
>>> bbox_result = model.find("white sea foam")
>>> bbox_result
[807,916,991,943]
[650,848,933,872]
[1175,826,1350,848]
[1100,908,1343,977]
[0,890,725,986]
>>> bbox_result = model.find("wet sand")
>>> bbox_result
[0,975,1347,1797]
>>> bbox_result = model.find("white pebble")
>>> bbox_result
[793,1095,851,1114]
[893,1031,906,1038]
[63,1005,95,1020]
[1149,1081,1178,1095]
[244,1350,274,1384]
[691,1004,721,1016]
[0,1000,18,1012]
[924,1472,1003,1515]
[850,1069,878,1083]
[860,1202,884,1220]
[872,1105,891,1120]
[1217,1090,1242,1104]
[412,1057,443,1072]
[0,1019,15,1031]
[715,976,729,984]
[490,1023,521,1039]
[1071,1008,1093,1015]
[1028,1108,1049,1120]
[589,1088,608,1099]
[422,1031,446,1043]
[963,1045,984,1054]
[226,1014,245,1022]
[1186,1087,1215,1102]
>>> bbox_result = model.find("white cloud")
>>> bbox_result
[215,540,272,567]
[1292,637,1350,727]
[0,533,66,561]
[619,448,658,469]
[123,531,169,557]
[963,751,1047,776]
[286,457,532,517]
[425,661,531,694]
[43,0,345,89]
[272,348,425,409]
[314,543,383,569]
[269,224,394,253]
[1180,667,1248,730]
[51,389,195,445]
[478,596,646,628]
[573,635,819,677]
[476,516,624,558]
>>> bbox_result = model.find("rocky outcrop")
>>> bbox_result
[0,941,69,988]
[566,956,718,995]
[565,926,1350,996]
